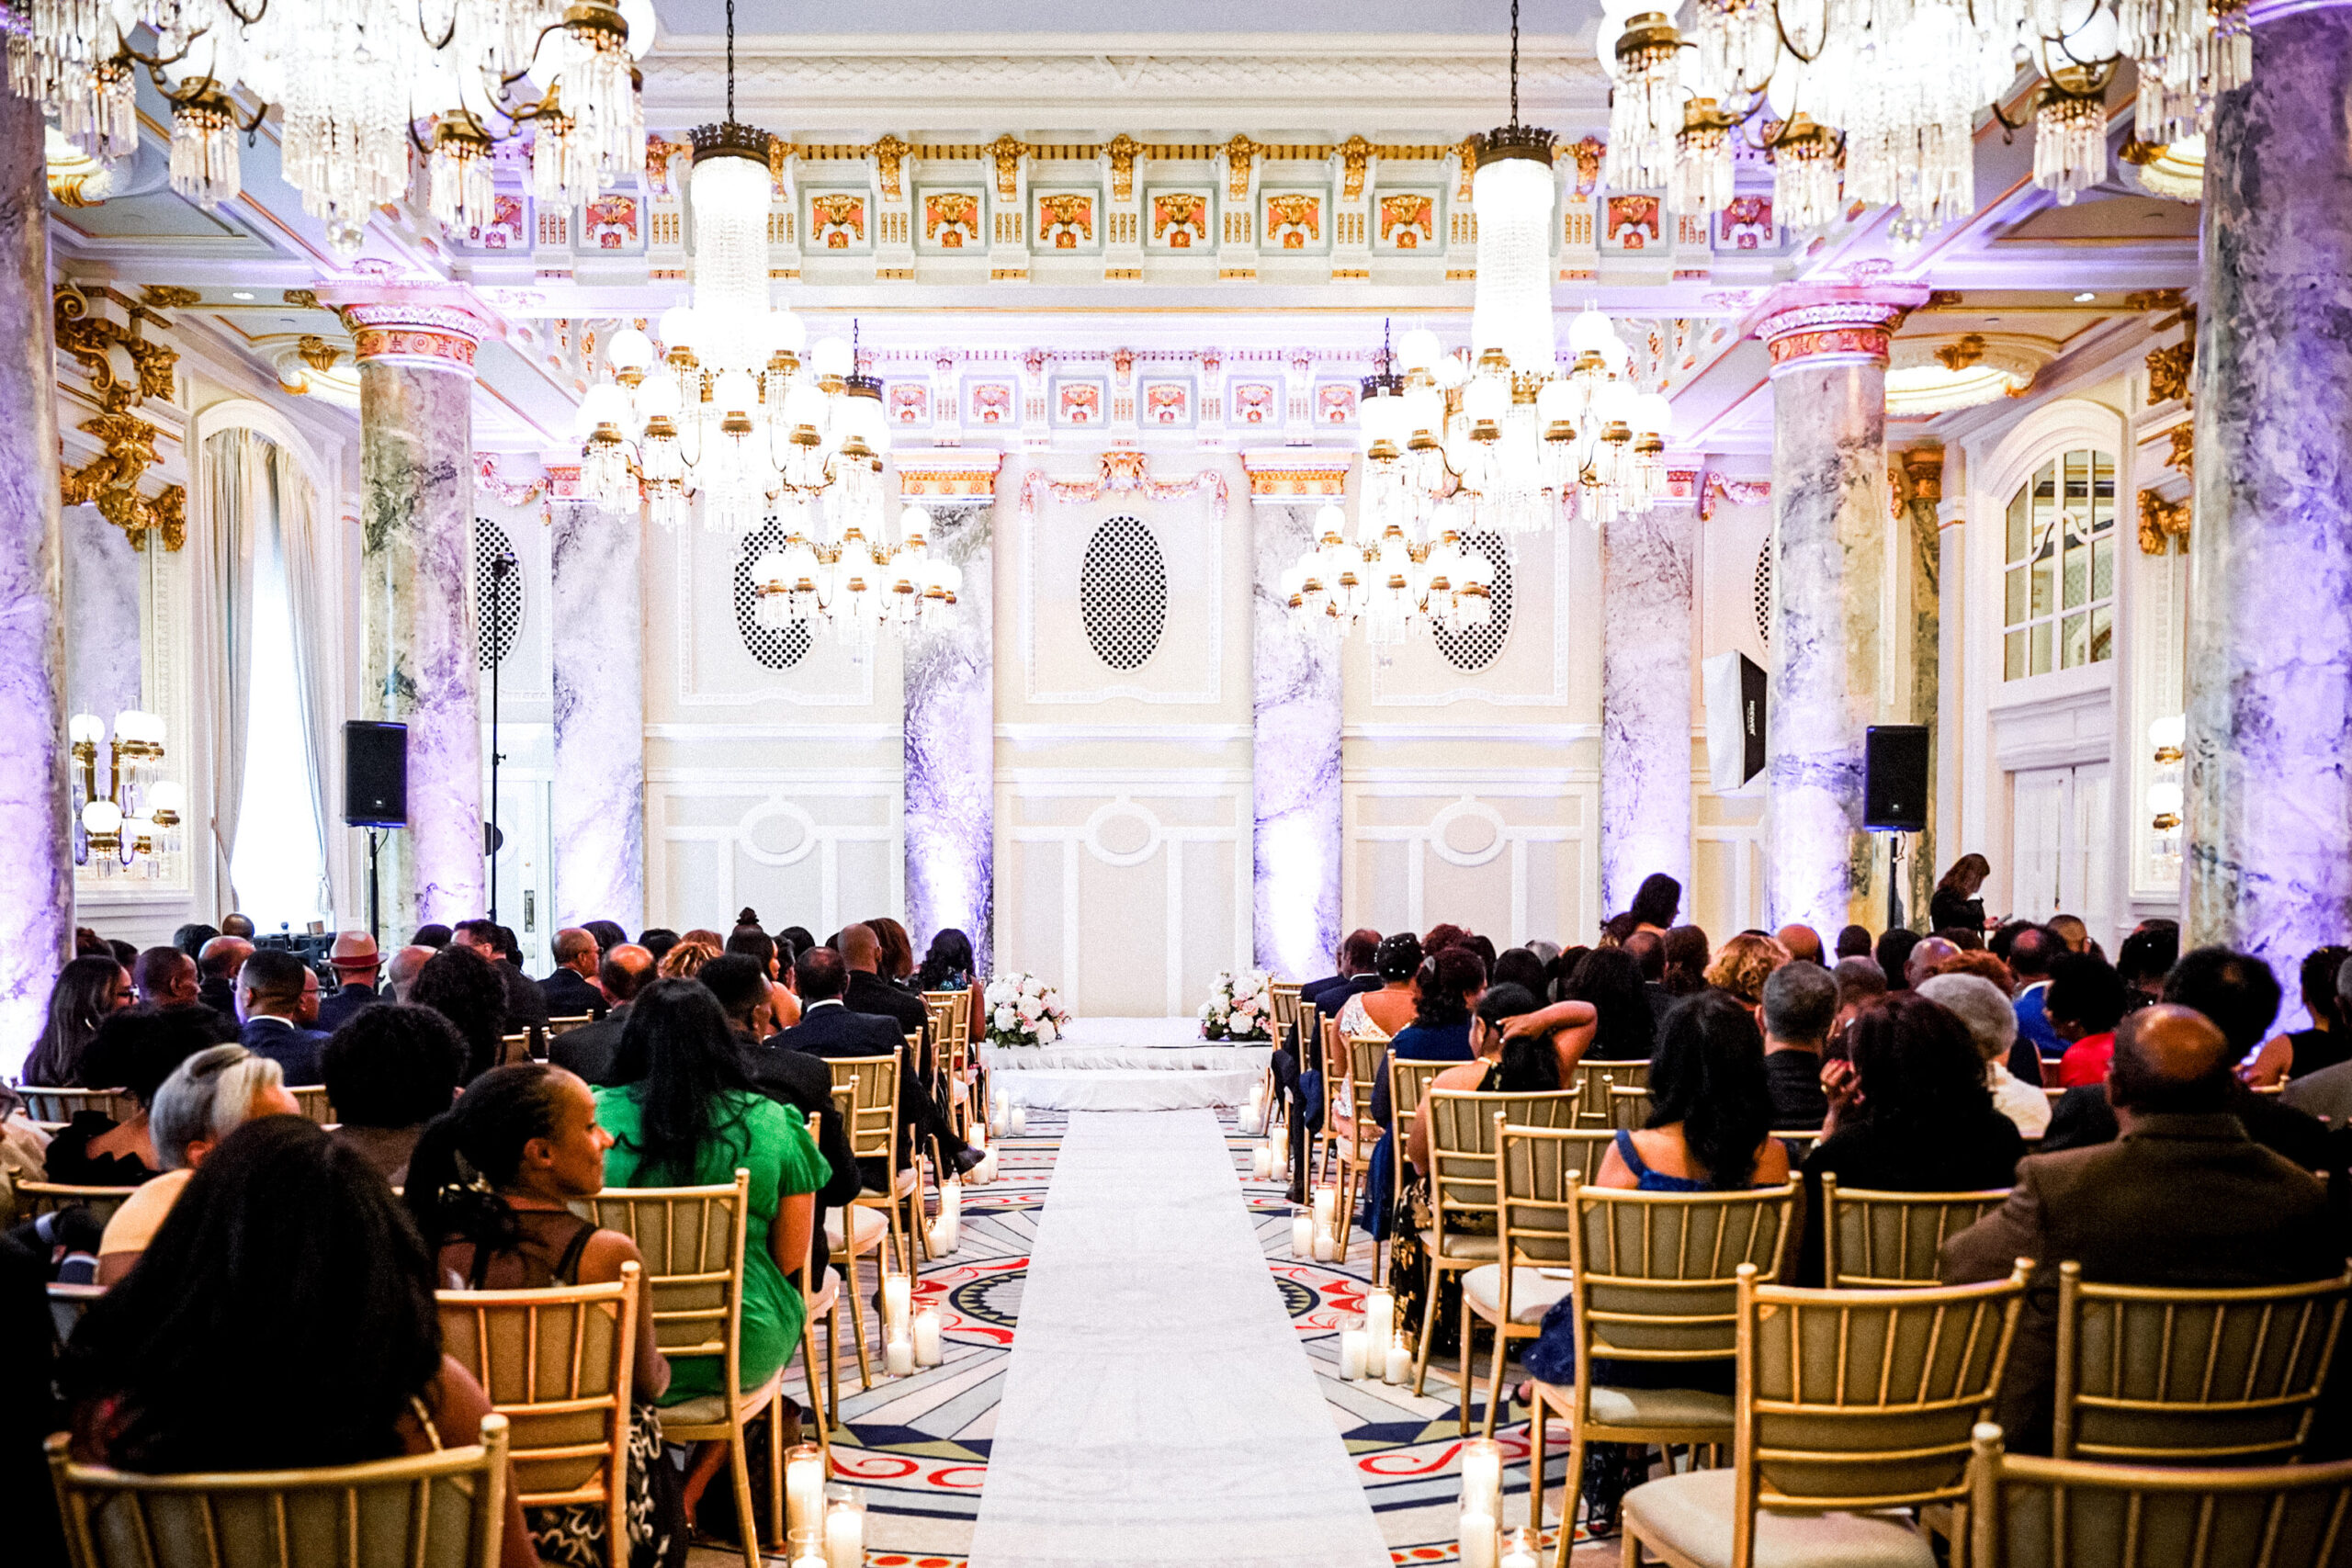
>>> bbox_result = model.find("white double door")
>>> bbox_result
[2009,761,2111,936]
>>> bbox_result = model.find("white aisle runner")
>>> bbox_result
[967,1110,1389,1568]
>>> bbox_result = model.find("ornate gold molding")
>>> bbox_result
[282,288,321,309]
[871,132,909,200]
[139,286,200,310]
[985,133,1029,199]
[1220,133,1259,198]
[60,410,184,550]
[54,284,179,412]
[1105,133,1140,201]
[2145,339,2194,405]
[2138,489,2190,556]
[1337,134,1372,200]
[2165,423,2194,478]
[297,334,342,372]
[1933,333,1986,371]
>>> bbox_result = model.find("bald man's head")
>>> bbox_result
[1905,937,1961,989]
[2109,1003,2233,1117]
[600,943,654,1004]
[840,922,880,973]
[386,944,434,1002]
[1774,924,1824,965]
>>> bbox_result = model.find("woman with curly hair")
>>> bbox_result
[655,936,722,980]
[1704,931,1791,1015]
[408,943,513,1080]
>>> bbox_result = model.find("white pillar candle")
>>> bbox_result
[1312,1185,1337,1226]
[978,1148,999,1183]
[1364,1286,1395,1351]
[1313,1224,1335,1263]
[1458,1512,1498,1568]
[1290,1213,1313,1258]
[793,1553,827,1568]
[1460,1437,1504,1517]
[1010,1102,1027,1135]
[912,1305,943,1367]
[881,1273,911,1337]
[824,1495,865,1568]
[1500,1529,1539,1568]
[1385,1335,1412,1385]
[885,1334,914,1377]
[1338,1328,1368,1380]
[1252,1144,1272,1179]
[784,1444,827,1539]
[940,1178,962,1220]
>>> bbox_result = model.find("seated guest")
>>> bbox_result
[384,942,432,1002]
[1336,932,1424,1041]
[2008,925,2067,1059]
[404,1062,674,1562]
[24,955,134,1086]
[1917,973,2052,1138]
[1491,946,1551,998]
[322,1005,467,1186]
[1628,873,1681,938]
[1555,945,1657,1065]
[2049,953,2132,1087]
[866,917,921,993]
[410,943,512,1081]
[550,943,655,1086]
[2282,957,2352,1125]
[1875,928,1922,992]
[1904,935,1962,989]
[40,1007,221,1184]
[1809,992,2025,1191]
[1623,930,1670,1018]
[915,928,978,994]
[657,935,721,978]
[1835,924,1873,959]
[95,1045,299,1284]
[2042,945,2331,1171]
[413,923,451,949]
[64,1117,537,1568]
[1704,931,1790,1016]
[1363,946,1485,1132]
[597,980,830,1501]
[1596,990,1792,1192]
[583,919,629,962]
[219,913,256,940]
[451,918,549,1033]
[637,927,680,967]
[2243,944,2352,1087]
[1925,946,2017,994]
[193,934,252,1024]
[233,951,330,1086]
[1422,921,1473,958]
[1774,924,1825,967]
[538,926,607,1020]
[769,945,978,1177]
[2117,920,2180,1011]
[1660,924,1712,996]
[170,921,218,961]
[130,946,200,1010]
[1406,983,1556,1173]
[725,921,798,1032]
[707,957,862,1283]
[1934,926,1986,953]
[2049,913,2091,953]
[840,922,930,1058]
[1942,1005,2339,1452]
[1831,955,1889,1033]
[1302,928,1384,1014]
[1759,961,1836,1129]
[316,931,384,1032]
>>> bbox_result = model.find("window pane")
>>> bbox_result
[2089,603,2114,664]
[2092,536,2115,602]
[2032,551,2054,618]
[2091,450,2116,532]
[2006,629,2026,681]
[2062,610,2087,669]
[2064,532,2087,609]
[2007,484,2029,564]
[2032,621,2052,675]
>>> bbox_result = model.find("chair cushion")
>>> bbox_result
[1421,1227,1499,1262]
[1528,1379,1736,1431]
[824,1205,888,1254]
[806,1267,840,1316]
[1621,1469,1936,1568]
[657,1370,782,1433]
[1462,1265,1572,1325]
[858,1168,918,1201]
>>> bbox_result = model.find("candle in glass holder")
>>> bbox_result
[1251,1143,1272,1179]
[1338,1327,1368,1380]
[824,1489,865,1568]
[940,1178,962,1222]
[1385,1332,1412,1385]
[1312,1185,1337,1226]
[1313,1224,1335,1263]
[1500,1528,1539,1568]
[1364,1286,1394,1350]
[1459,1436,1504,1517]
[1010,1102,1027,1135]
[1290,1212,1312,1258]
[912,1305,943,1367]
[978,1147,999,1183]
[1458,1510,1498,1568]
[784,1443,827,1539]
[881,1272,911,1337]
[885,1333,914,1376]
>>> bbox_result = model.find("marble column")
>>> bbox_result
[333,293,492,936]
[904,507,997,973]
[0,91,71,1072]
[1756,288,1924,937]
[1250,501,1342,981]
[551,500,644,932]
[1894,446,1943,929]
[1600,495,1697,916]
[2187,0,2352,971]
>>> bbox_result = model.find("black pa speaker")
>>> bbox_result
[1702,651,1768,792]
[1863,725,1931,831]
[344,721,409,827]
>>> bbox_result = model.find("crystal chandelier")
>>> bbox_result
[1593,0,2256,243]
[68,709,181,879]
[1278,503,1496,646]
[747,505,965,656]
[6,0,652,257]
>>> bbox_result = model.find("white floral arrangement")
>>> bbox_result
[1200,968,1276,1042]
[983,971,1072,1047]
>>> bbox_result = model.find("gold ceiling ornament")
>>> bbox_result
[2124,286,2188,314]
[986,133,1030,199]
[1220,133,1259,199]
[1453,135,1480,200]
[2165,423,2194,477]
[54,285,178,412]
[1104,133,1141,201]
[297,334,342,372]
[2145,338,2194,405]
[282,288,321,309]
[139,286,200,310]
[1934,333,1987,371]
[871,133,910,200]
[2137,489,2190,556]
[60,411,184,550]
[1338,134,1373,200]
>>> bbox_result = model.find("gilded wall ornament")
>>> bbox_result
[2138,489,2191,555]
[2165,423,2194,477]
[1105,133,1140,202]
[1934,333,1986,371]
[871,133,910,200]
[61,412,184,549]
[2145,339,2194,405]
[1220,133,1258,199]
[1338,134,1372,200]
[140,286,200,310]
[54,285,179,411]
[986,133,1029,199]
[282,288,321,308]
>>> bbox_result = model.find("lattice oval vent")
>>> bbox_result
[732,518,814,671]
[1079,513,1168,671]
[475,517,521,671]
[1431,531,1513,672]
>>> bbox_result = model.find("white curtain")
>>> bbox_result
[192,429,263,916]
[271,445,336,919]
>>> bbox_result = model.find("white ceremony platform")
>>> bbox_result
[978,1016,1272,1112]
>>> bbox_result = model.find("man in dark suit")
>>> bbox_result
[316,931,383,1033]
[549,944,654,1085]
[234,949,332,1086]
[538,927,608,1021]
[771,945,979,1178]
[195,934,252,1029]
[1301,929,1382,1015]
[1941,1005,2340,1451]
[452,919,549,1034]
[839,922,929,1059]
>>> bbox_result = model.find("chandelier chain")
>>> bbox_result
[726,0,737,123]
[1509,0,1521,128]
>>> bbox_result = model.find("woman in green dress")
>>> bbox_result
[594,978,830,1520]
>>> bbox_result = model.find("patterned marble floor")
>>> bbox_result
[688,1105,1616,1567]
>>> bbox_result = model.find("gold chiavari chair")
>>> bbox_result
[587,1171,789,1568]
[1571,1059,1651,1129]
[1385,1056,1451,1290]
[1607,1082,1653,1131]
[1267,981,1303,1134]
[501,1031,534,1066]
[2053,1264,2352,1465]
[901,1032,937,1268]
[1327,1034,1387,1258]
[830,1055,917,1282]
[1817,1176,2014,1289]
[2042,1086,2067,1112]
[825,1081,884,1392]
[48,1280,103,1341]
[12,1181,140,1229]
[789,1111,844,1452]
[49,1416,513,1568]
[547,1014,595,1038]
[17,1087,139,1125]
[1965,1425,2352,1568]
[288,1085,336,1126]
[1620,1261,2030,1568]
[1774,1127,1825,1165]
[437,1264,639,1567]
[1415,1089,1588,1424]
[1522,1168,1800,1563]
[922,990,972,1134]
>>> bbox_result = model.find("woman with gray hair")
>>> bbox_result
[95,1044,298,1284]
[1915,973,2051,1137]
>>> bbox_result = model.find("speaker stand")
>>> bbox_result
[1885,831,1907,935]
[366,829,382,948]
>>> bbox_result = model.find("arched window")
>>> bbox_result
[2003,446,2116,681]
